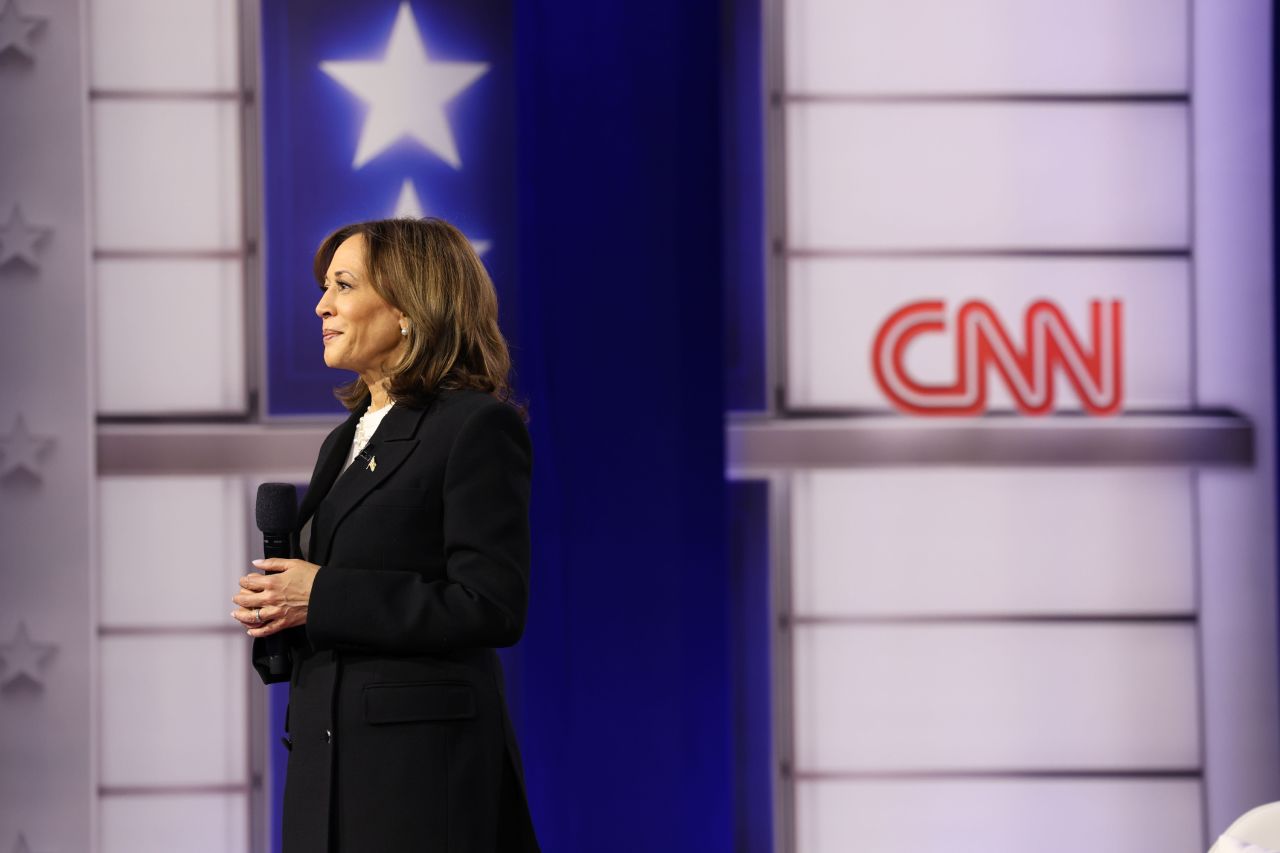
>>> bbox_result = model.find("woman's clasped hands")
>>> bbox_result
[231,558,320,637]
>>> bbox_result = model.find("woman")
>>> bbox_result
[231,218,539,852]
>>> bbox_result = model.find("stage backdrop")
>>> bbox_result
[727,2,1279,851]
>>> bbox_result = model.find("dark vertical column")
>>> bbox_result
[512,1,732,849]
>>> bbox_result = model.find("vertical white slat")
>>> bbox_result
[786,0,1188,95]
[89,0,239,91]
[794,778,1203,853]
[100,634,248,786]
[784,256,1191,411]
[92,100,242,250]
[792,468,1195,617]
[95,259,247,414]
[99,475,247,626]
[786,103,1189,251]
[793,623,1200,772]
[1193,0,1280,834]
[101,793,248,853]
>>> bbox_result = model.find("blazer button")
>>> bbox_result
[323,729,332,744]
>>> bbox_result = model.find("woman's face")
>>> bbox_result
[315,233,405,380]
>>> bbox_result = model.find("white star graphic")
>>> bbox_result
[0,623,57,689]
[0,0,43,61]
[0,207,49,269]
[321,3,488,169]
[0,414,53,480]
[390,180,491,256]
[394,179,425,218]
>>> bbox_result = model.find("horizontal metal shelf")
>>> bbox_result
[727,411,1253,474]
[785,613,1197,627]
[97,411,1258,475]
[97,421,337,475]
[786,768,1203,781]
[780,92,1191,105]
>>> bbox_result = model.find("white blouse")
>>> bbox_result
[343,400,395,471]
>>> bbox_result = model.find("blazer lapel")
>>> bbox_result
[309,401,427,563]
[297,404,363,531]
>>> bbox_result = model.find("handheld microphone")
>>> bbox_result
[255,483,298,677]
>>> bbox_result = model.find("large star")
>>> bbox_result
[0,414,53,480]
[391,179,491,256]
[0,623,57,690]
[321,3,488,169]
[0,0,44,61]
[0,207,49,270]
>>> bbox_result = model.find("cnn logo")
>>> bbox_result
[871,299,1123,416]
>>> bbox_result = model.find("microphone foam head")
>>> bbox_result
[256,482,299,533]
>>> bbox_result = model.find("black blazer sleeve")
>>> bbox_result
[304,401,532,654]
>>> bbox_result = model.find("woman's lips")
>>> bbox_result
[322,330,341,343]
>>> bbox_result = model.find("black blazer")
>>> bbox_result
[253,389,539,852]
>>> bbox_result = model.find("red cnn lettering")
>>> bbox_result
[871,300,1123,416]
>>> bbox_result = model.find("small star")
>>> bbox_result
[390,180,491,256]
[8,833,53,853]
[0,414,53,480]
[321,2,488,168]
[393,179,425,218]
[0,0,44,61]
[0,624,57,690]
[0,207,50,269]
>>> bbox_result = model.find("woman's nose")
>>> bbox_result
[315,289,333,318]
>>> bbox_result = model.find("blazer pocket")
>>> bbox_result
[361,488,431,508]
[364,681,477,724]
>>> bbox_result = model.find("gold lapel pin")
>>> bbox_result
[366,455,377,472]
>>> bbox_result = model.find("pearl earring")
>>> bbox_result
[400,326,408,336]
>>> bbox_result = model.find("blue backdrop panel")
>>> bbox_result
[729,481,774,852]
[261,0,517,416]
[722,0,768,412]
[509,2,733,847]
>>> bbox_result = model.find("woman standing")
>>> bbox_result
[231,218,539,851]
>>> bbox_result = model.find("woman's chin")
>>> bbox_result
[321,347,346,370]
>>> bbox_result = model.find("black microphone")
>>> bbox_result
[255,482,298,677]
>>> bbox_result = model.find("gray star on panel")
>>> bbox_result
[8,834,53,853]
[0,414,53,480]
[0,623,57,689]
[0,207,49,270]
[0,0,43,61]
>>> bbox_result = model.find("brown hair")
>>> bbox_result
[313,217,520,414]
